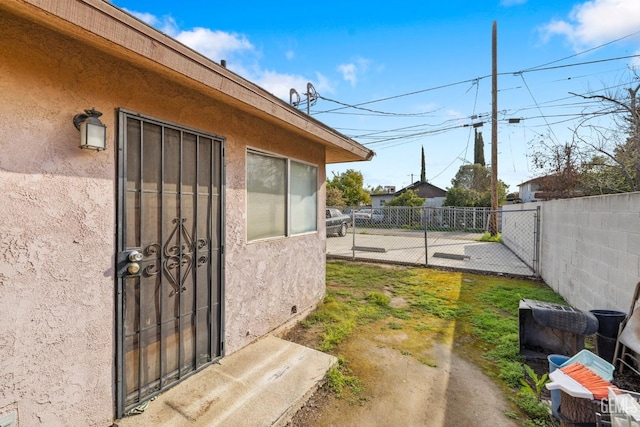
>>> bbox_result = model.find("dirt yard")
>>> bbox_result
[283,318,520,427]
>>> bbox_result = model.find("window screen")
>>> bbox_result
[290,161,317,234]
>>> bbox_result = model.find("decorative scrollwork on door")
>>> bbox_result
[142,218,208,296]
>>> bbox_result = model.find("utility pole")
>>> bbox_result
[490,21,499,235]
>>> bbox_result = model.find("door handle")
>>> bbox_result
[117,249,144,277]
[126,250,143,274]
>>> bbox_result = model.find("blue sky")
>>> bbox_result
[112,0,640,193]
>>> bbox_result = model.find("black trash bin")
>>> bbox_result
[590,309,626,338]
[590,309,626,363]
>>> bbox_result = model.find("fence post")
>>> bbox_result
[352,210,356,260]
[424,207,429,267]
[533,205,541,276]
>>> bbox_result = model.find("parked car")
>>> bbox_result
[326,208,352,236]
[354,208,384,223]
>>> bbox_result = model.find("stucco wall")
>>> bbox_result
[1,10,327,426]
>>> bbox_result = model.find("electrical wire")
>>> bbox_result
[521,29,640,72]
[310,55,640,117]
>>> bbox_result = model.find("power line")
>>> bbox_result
[311,54,640,117]
[517,73,562,145]
[521,28,640,72]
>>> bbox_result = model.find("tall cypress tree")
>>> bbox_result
[420,146,426,182]
[474,129,486,166]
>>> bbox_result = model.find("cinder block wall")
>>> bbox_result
[508,192,640,312]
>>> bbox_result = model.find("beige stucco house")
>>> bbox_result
[0,1,373,425]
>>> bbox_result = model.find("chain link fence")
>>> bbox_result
[326,206,540,277]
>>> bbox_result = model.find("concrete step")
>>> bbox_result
[116,335,336,427]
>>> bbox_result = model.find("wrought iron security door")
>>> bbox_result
[116,110,224,417]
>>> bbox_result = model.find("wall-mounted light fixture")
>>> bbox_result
[73,108,106,151]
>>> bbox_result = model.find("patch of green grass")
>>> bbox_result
[471,311,518,344]
[330,289,355,297]
[476,232,503,243]
[365,291,391,306]
[478,284,566,315]
[390,309,411,320]
[497,360,525,388]
[516,394,552,422]
[411,293,460,319]
[326,357,363,398]
[320,320,357,352]
[419,358,437,367]
[504,411,519,420]
[387,322,402,330]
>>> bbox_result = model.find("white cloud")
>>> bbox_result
[124,8,178,35]
[125,10,158,26]
[121,9,334,101]
[338,63,357,86]
[540,0,640,50]
[337,57,371,87]
[175,28,254,63]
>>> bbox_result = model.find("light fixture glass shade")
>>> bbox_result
[80,119,106,151]
[74,108,106,151]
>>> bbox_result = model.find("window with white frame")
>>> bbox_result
[247,150,317,241]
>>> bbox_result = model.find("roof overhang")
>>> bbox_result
[3,0,374,164]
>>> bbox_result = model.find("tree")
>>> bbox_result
[386,189,425,226]
[327,169,371,206]
[451,164,491,192]
[420,146,426,183]
[444,164,507,207]
[443,187,482,207]
[326,187,345,208]
[385,189,425,207]
[581,155,632,195]
[570,82,640,192]
[528,137,582,199]
[474,130,486,166]
[532,74,640,194]
[369,185,386,195]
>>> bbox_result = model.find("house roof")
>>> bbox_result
[4,0,374,164]
[395,181,447,198]
[517,176,547,186]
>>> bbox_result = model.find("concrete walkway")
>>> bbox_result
[116,335,337,427]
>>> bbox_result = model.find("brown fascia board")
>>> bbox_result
[4,0,374,164]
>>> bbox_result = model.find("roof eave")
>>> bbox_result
[5,0,374,163]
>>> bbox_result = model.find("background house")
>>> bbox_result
[370,186,397,207]
[518,177,544,203]
[0,1,373,425]
[371,181,447,208]
[395,181,448,207]
[371,182,447,208]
